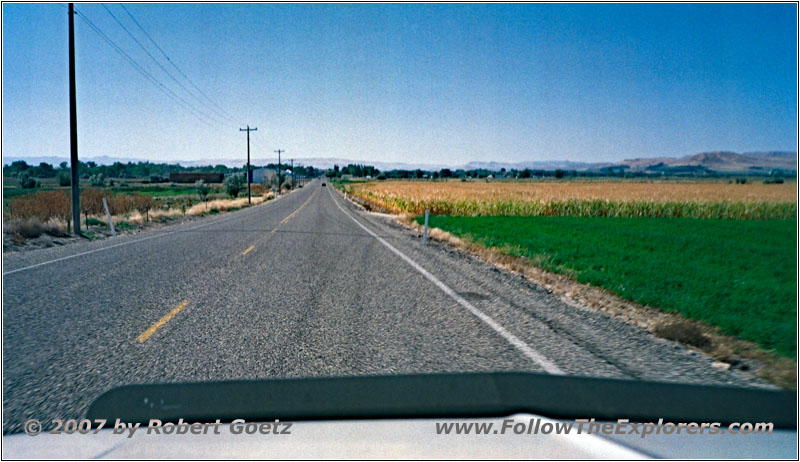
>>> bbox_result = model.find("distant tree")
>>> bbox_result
[36,162,57,178]
[18,172,38,189]
[260,170,280,191]
[89,173,106,186]
[554,169,567,179]
[57,170,71,186]
[223,174,245,198]
[439,168,452,178]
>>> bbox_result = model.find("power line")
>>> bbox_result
[72,6,260,164]
[119,3,241,125]
[74,8,220,128]
[100,4,229,126]
[109,3,237,125]
[62,4,241,132]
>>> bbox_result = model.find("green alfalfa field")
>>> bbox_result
[414,215,797,358]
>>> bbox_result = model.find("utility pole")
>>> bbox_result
[68,3,81,234]
[239,125,257,204]
[290,158,294,189]
[274,149,284,194]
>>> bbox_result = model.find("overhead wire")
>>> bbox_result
[100,3,230,126]
[72,5,264,162]
[73,8,219,128]
[119,3,242,125]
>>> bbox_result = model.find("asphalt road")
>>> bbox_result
[2,179,768,433]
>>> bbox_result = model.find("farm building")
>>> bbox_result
[250,168,274,184]
[169,172,224,183]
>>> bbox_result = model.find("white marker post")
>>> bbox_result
[102,197,116,236]
[423,209,429,245]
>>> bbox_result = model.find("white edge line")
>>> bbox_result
[2,198,268,276]
[328,186,565,375]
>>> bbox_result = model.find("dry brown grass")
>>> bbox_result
[653,320,712,350]
[109,193,273,224]
[8,190,72,222]
[4,218,68,239]
[185,194,270,216]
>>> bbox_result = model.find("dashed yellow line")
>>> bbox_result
[242,245,255,255]
[272,190,317,233]
[136,300,190,342]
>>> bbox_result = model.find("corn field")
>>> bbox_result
[343,180,797,219]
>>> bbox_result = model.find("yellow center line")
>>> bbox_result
[242,245,255,255]
[272,190,317,233]
[135,300,190,342]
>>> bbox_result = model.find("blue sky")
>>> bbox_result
[2,3,797,165]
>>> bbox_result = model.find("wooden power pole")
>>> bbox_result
[274,149,284,194]
[68,3,81,234]
[239,125,257,203]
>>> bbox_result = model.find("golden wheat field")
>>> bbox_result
[343,180,797,219]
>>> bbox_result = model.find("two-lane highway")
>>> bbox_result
[2,179,768,433]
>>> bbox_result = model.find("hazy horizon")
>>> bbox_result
[3,3,797,165]
[3,149,796,172]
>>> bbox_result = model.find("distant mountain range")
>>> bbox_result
[619,151,796,173]
[3,151,796,174]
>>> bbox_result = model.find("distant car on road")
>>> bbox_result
[321,183,326,187]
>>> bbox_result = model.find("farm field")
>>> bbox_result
[344,179,796,219]
[338,179,797,359]
[3,179,230,209]
[415,215,797,358]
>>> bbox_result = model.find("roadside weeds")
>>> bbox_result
[3,193,276,253]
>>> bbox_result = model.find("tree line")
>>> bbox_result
[3,160,324,189]
[3,160,245,180]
